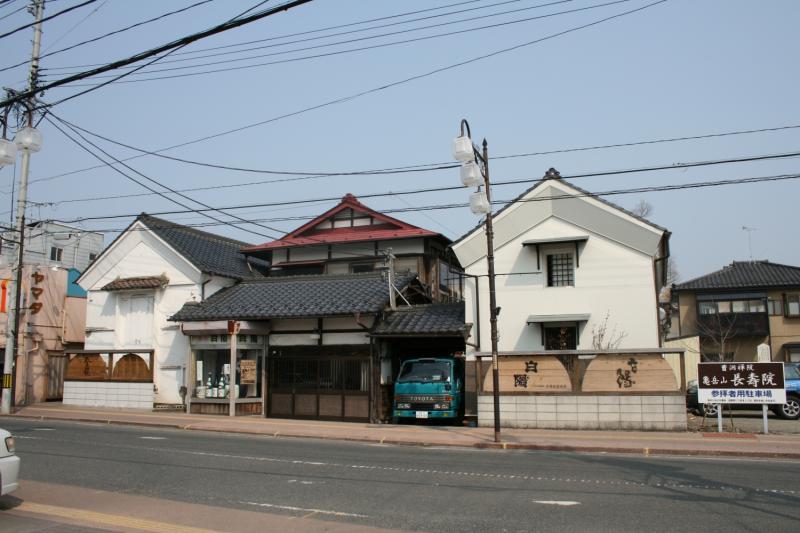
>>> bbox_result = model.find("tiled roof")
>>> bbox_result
[675,261,800,291]
[452,170,668,246]
[371,303,467,337]
[139,214,267,279]
[170,272,418,321]
[243,194,440,252]
[101,275,168,291]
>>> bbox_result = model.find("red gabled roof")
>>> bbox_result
[243,194,440,252]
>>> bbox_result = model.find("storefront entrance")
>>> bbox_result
[267,345,370,421]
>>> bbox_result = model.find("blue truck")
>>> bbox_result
[392,357,464,422]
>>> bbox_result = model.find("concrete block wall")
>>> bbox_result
[478,394,687,431]
[63,381,154,409]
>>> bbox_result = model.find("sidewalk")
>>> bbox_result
[4,403,800,460]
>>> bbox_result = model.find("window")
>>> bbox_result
[547,253,574,287]
[716,301,731,313]
[89,253,97,262]
[748,299,766,313]
[786,294,800,317]
[768,299,784,316]
[50,246,63,262]
[698,302,716,315]
[350,262,375,273]
[544,326,577,350]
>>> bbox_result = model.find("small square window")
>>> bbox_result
[768,299,783,316]
[50,246,63,262]
[546,253,574,287]
[786,294,800,317]
[350,263,375,273]
[89,253,97,262]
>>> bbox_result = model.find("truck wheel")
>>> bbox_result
[776,396,800,420]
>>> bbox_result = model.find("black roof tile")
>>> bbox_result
[140,214,267,279]
[675,261,800,291]
[371,303,467,337]
[170,272,418,321]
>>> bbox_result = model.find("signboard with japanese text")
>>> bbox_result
[697,362,785,404]
[240,359,257,385]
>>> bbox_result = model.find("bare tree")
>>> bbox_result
[631,199,653,218]
[591,311,628,350]
[693,312,740,361]
[667,257,680,285]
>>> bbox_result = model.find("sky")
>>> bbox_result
[0,0,798,282]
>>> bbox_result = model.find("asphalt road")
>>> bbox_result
[1,418,799,533]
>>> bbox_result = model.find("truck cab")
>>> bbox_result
[393,357,463,422]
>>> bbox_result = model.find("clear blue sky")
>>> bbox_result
[1,0,798,281]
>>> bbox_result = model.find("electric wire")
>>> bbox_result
[51,169,800,225]
[45,115,281,240]
[0,0,217,74]
[25,145,800,210]
[0,3,25,23]
[41,0,108,53]
[48,0,573,75]
[43,0,492,69]
[0,0,314,110]
[60,0,630,84]
[22,0,679,187]
[0,0,98,41]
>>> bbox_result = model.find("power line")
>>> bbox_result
[0,3,26,23]
[0,0,315,110]
[0,0,98,41]
[45,115,281,240]
[61,0,628,84]
[51,166,800,225]
[50,0,574,76]
[41,0,108,53]
[0,1,217,74]
[26,146,800,210]
[42,0,536,71]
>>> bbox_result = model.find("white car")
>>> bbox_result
[0,428,19,495]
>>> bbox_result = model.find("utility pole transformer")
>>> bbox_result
[1,0,45,414]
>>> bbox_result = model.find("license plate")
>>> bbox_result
[415,411,428,419]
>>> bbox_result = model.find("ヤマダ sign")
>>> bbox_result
[698,362,785,404]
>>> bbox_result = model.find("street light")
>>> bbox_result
[452,119,501,443]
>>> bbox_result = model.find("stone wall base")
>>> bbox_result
[478,394,687,431]
[63,381,154,409]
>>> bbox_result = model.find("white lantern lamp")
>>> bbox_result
[14,126,42,153]
[460,160,482,187]
[469,190,491,214]
[0,138,17,167]
[452,134,475,163]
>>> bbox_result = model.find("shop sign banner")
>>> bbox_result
[240,359,257,384]
[697,362,785,404]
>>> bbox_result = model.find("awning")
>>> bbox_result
[526,313,591,325]
[521,236,588,269]
[101,275,168,291]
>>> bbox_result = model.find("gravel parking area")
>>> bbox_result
[687,409,800,434]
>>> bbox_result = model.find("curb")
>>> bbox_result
[5,413,800,460]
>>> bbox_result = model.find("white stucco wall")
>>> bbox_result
[79,223,240,405]
[457,204,662,357]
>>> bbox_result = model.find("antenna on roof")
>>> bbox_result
[742,226,757,261]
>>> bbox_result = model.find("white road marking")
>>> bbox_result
[32,428,55,431]
[139,436,167,440]
[242,501,367,518]
[533,501,581,506]
[16,433,800,497]
[288,479,322,485]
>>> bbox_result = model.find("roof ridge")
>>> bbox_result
[138,213,255,248]
[242,271,417,283]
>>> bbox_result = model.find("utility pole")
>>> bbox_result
[2,0,45,414]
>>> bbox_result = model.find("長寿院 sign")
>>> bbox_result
[697,362,785,404]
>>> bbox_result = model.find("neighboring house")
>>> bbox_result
[452,169,670,354]
[450,169,684,431]
[72,214,267,409]
[0,265,86,406]
[670,260,800,363]
[0,220,103,272]
[171,194,466,421]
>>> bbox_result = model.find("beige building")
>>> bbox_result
[0,265,86,405]
[670,261,800,363]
